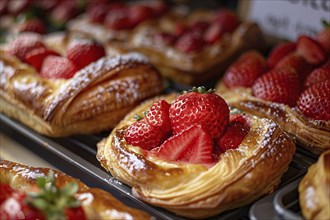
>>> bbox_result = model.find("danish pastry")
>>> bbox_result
[299,150,330,220]
[0,160,151,220]
[97,88,296,219]
[215,30,330,154]
[0,32,163,137]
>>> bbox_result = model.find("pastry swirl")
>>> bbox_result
[0,160,151,220]
[97,94,296,219]
[216,82,330,154]
[0,36,163,136]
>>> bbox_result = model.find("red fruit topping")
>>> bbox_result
[190,21,209,37]
[174,22,188,36]
[275,52,313,82]
[25,47,60,71]
[169,87,229,139]
[18,19,46,34]
[87,3,109,23]
[304,60,330,88]
[174,32,205,53]
[125,118,167,150]
[146,100,171,133]
[204,22,222,44]
[267,42,296,68]
[7,33,45,62]
[296,80,330,120]
[105,7,135,30]
[7,0,31,15]
[217,121,250,152]
[51,1,78,24]
[252,67,301,106]
[65,207,86,220]
[40,56,79,79]
[213,9,240,34]
[150,124,214,164]
[148,1,168,15]
[296,35,327,65]
[67,39,106,69]
[0,0,8,16]
[223,50,267,88]
[153,32,177,45]
[129,5,154,25]
[316,27,330,53]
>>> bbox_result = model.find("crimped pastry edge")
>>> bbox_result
[215,82,330,154]
[0,160,152,220]
[97,94,296,219]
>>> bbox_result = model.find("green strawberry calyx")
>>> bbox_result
[181,86,215,94]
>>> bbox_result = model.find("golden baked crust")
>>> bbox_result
[215,82,330,154]
[299,150,330,220]
[96,94,296,219]
[0,160,151,220]
[0,35,163,137]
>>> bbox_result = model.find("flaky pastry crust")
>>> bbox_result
[0,35,163,137]
[299,150,330,220]
[215,82,330,154]
[97,94,296,219]
[0,160,151,220]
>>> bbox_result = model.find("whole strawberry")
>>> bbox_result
[223,50,267,88]
[252,67,301,106]
[304,59,330,88]
[267,42,296,68]
[67,39,106,69]
[169,86,229,139]
[125,118,167,150]
[296,80,330,120]
[145,100,171,133]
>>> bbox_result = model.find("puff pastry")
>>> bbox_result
[299,150,330,220]
[0,160,151,220]
[0,34,163,137]
[215,82,330,154]
[97,94,296,219]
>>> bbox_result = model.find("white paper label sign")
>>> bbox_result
[247,0,330,41]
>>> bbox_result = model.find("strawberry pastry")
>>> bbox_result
[0,32,163,136]
[97,87,295,219]
[0,160,151,220]
[216,27,330,154]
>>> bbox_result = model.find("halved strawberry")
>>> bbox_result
[267,42,296,68]
[7,33,45,62]
[174,32,205,53]
[223,50,267,88]
[125,118,167,150]
[40,56,79,79]
[304,59,330,88]
[50,1,78,26]
[296,35,327,65]
[7,0,31,15]
[169,87,229,139]
[153,32,177,45]
[316,25,330,53]
[212,9,240,34]
[128,4,154,26]
[296,80,330,120]
[146,100,171,133]
[275,52,313,82]
[18,19,46,34]
[67,39,106,69]
[190,21,210,37]
[203,22,222,44]
[25,47,60,71]
[87,3,109,23]
[252,67,301,106]
[217,120,250,152]
[105,7,135,30]
[150,124,213,164]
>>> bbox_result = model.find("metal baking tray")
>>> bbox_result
[0,113,317,220]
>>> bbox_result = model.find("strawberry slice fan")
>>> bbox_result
[216,26,330,154]
[97,87,296,219]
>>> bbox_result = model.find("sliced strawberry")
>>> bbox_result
[267,42,296,68]
[67,39,106,69]
[296,80,330,120]
[87,3,109,23]
[0,0,8,16]
[25,47,60,71]
[212,9,240,34]
[150,124,213,164]
[7,0,31,15]
[252,67,301,106]
[174,22,188,36]
[275,52,313,82]
[190,21,209,37]
[316,27,330,53]
[146,100,171,133]
[18,19,46,34]
[169,87,229,139]
[217,120,250,152]
[40,56,79,79]
[7,33,45,62]
[148,1,169,15]
[203,22,222,44]
[174,32,205,53]
[105,7,135,30]
[125,118,167,150]
[304,59,330,88]
[296,35,327,65]
[223,50,267,88]
[153,32,177,45]
[128,5,154,26]
[51,1,78,26]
